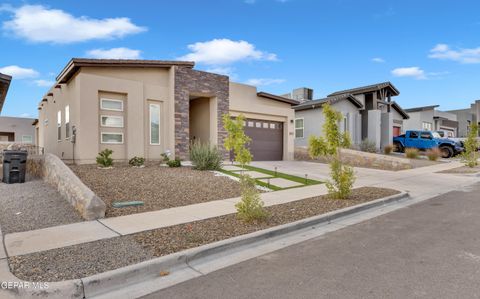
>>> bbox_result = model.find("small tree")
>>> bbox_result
[462,123,479,167]
[223,114,252,167]
[96,149,113,168]
[308,103,356,199]
[235,175,268,222]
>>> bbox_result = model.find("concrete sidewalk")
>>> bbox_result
[3,160,476,258]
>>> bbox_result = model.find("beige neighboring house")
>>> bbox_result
[36,58,297,164]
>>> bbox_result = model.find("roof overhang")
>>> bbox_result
[257,91,300,105]
[392,102,410,119]
[404,105,440,113]
[328,82,400,97]
[56,58,196,84]
[293,94,363,111]
[0,73,12,114]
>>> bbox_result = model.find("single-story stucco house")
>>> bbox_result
[36,58,298,164]
[291,82,409,150]
[447,100,480,137]
[403,105,459,138]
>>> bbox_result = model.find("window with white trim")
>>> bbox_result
[149,103,161,145]
[100,98,123,111]
[101,115,124,128]
[422,122,432,131]
[65,105,70,139]
[57,110,62,141]
[295,118,304,138]
[22,135,33,144]
[101,132,123,144]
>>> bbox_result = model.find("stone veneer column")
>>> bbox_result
[174,66,229,159]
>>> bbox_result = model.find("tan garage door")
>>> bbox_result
[244,119,283,161]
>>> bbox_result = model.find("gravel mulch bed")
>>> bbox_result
[0,179,83,234]
[9,236,154,282]
[438,165,480,174]
[69,164,242,217]
[8,187,399,282]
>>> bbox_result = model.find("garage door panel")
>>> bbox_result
[244,119,283,161]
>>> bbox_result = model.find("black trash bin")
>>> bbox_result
[2,150,28,184]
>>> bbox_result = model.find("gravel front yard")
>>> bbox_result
[9,187,399,281]
[438,165,480,174]
[69,164,242,217]
[0,179,83,234]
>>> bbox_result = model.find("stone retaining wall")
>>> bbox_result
[27,154,106,220]
[295,147,412,171]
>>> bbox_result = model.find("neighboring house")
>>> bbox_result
[36,58,297,164]
[404,105,459,137]
[447,100,480,137]
[291,82,409,149]
[0,116,36,144]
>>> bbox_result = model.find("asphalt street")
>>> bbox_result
[144,182,480,299]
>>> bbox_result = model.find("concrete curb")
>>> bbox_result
[0,192,408,298]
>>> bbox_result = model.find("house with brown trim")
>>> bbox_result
[446,100,480,138]
[290,82,409,150]
[403,105,459,138]
[36,58,297,164]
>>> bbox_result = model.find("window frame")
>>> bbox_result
[100,115,124,128]
[65,105,70,139]
[100,132,124,144]
[100,98,124,112]
[295,118,304,138]
[57,110,62,142]
[149,103,161,145]
[422,121,433,131]
[21,135,33,144]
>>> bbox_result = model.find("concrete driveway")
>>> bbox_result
[145,182,480,299]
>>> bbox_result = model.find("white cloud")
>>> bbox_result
[0,65,38,78]
[34,79,55,87]
[244,78,286,86]
[429,43,480,64]
[391,67,426,80]
[19,113,31,118]
[179,39,277,65]
[86,47,142,59]
[372,57,385,63]
[2,5,146,44]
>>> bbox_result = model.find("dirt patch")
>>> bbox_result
[438,165,480,174]
[9,187,400,282]
[69,163,242,217]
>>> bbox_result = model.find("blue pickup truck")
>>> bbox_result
[393,130,464,158]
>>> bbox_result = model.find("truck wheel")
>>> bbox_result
[393,142,404,153]
[439,146,453,158]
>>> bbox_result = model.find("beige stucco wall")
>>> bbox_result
[189,97,211,143]
[229,82,295,160]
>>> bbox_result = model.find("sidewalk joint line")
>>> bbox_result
[96,220,122,236]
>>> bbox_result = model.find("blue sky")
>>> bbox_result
[0,0,479,118]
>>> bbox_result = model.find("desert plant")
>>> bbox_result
[325,156,355,199]
[426,148,441,161]
[96,149,113,168]
[129,156,145,167]
[308,103,356,199]
[462,123,479,168]
[405,148,419,159]
[383,144,393,155]
[359,139,377,153]
[235,175,268,222]
[161,150,172,164]
[167,158,182,168]
[189,141,223,170]
[223,113,252,167]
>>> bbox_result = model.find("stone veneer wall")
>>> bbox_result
[27,154,106,220]
[295,147,413,171]
[174,66,230,159]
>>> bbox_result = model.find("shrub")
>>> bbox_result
[189,141,223,170]
[167,159,182,168]
[405,148,419,159]
[96,149,113,168]
[223,114,252,167]
[235,175,268,222]
[129,156,145,167]
[426,148,441,161]
[461,123,479,168]
[383,144,394,155]
[161,150,172,164]
[325,156,355,199]
[359,139,377,153]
